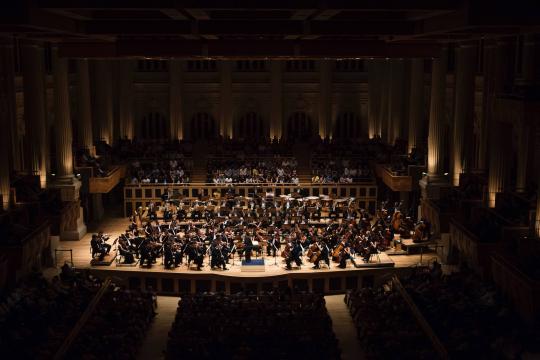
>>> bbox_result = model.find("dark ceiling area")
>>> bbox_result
[1,0,539,58]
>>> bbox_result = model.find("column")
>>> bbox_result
[21,41,48,188]
[169,59,184,140]
[319,60,332,139]
[420,48,449,200]
[515,121,531,192]
[94,60,114,144]
[408,58,424,153]
[118,59,134,140]
[388,59,406,144]
[220,61,233,138]
[0,40,16,209]
[379,60,390,142]
[451,44,476,186]
[536,180,540,238]
[487,41,513,207]
[77,59,95,156]
[367,59,382,139]
[270,61,283,140]
[51,48,86,240]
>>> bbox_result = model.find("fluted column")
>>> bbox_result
[94,60,113,144]
[169,59,184,140]
[451,44,476,186]
[76,59,94,156]
[427,48,448,177]
[388,59,406,144]
[52,48,73,178]
[408,58,424,153]
[0,40,16,209]
[118,59,134,140]
[220,61,233,138]
[319,60,332,139]
[270,61,283,140]
[536,184,540,238]
[368,60,382,139]
[380,60,391,142]
[21,42,48,188]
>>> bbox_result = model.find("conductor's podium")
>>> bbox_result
[241,259,265,272]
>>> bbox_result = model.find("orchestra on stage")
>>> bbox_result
[90,190,431,271]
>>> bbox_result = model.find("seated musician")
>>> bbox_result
[90,234,107,260]
[118,236,135,264]
[97,231,112,254]
[210,237,228,270]
[164,237,181,269]
[266,230,280,257]
[338,243,357,269]
[285,239,303,270]
[313,239,330,269]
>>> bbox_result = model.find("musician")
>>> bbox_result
[243,233,254,263]
[266,231,280,257]
[190,241,204,270]
[97,231,112,255]
[90,234,107,260]
[338,244,357,269]
[210,237,228,270]
[139,238,155,268]
[285,239,303,270]
[118,236,135,264]
[313,239,330,269]
[164,237,181,269]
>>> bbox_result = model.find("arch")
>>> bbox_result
[286,111,314,141]
[140,112,168,141]
[235,112,267,140]
[334,112,361,140]
[190,112,218,140]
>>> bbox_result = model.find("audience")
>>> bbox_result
[128,159,191,184]
[311,158,371,183]
[207,158,298,184]
[166,290,340,360]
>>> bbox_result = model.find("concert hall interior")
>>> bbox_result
[1,1,540,359]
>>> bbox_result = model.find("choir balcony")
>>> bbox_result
[375,163,425,192]
[75,165,127,194]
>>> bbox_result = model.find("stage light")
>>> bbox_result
[444,172,448,176]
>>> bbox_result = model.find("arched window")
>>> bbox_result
[190,112,218,140]
[140,112,168,141]
[286,112,313,141]
[235,112,266,139]
[334,112,361,140]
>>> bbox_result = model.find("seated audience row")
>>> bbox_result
[311,159,371,183]
[207,158,298,184]
[129,159,191,184]
[167,290,340,360]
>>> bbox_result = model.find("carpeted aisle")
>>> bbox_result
[137,296,179,360]
[325,295,365,360]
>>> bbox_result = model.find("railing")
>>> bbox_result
[123,182,377,216]
[375,164,413,191]
[392,276,448,359]
[54,277,112,360]
[87,165,126,193]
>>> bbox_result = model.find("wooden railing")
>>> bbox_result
[54,278,112,359]
[392,276,448,359]
[123,182,377,217]
[375,164,413,191]
[88,165,126,193]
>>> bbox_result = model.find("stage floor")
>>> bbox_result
[55,217,438,279]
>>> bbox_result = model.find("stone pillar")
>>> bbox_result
[94,60,114,144]
[0,41,16,209]
[451,44,476,186]
[220,61,233,138]
[21,41,48,188]
[319,60,332,139]
[515,121,531,193]
[536,185,540,238]
[51,48,86,240]
[420,48,449,200]
[379,60,390,142]
[169,59,184,140]
[77,59,95,156]
[118,59,134,140]
[0,40,22,176]
[408,58,424,153]
[368,60,382,139]
[488,123,510,207]
[270,61,283,140]
[388,59,406,144]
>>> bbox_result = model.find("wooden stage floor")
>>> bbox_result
[54,217,439,294]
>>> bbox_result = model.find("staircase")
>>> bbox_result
[191,142,209,183]
[292,142,313,185]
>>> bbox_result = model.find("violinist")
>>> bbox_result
[118,236,135,264]
[97,231,112,255]
[266,230,280,257]
[210,237,228,270]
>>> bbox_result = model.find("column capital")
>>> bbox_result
[50,177,81,202]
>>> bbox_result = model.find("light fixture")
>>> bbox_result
[444,172,449,176]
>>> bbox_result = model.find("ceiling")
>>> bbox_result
[1,0,539,58]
